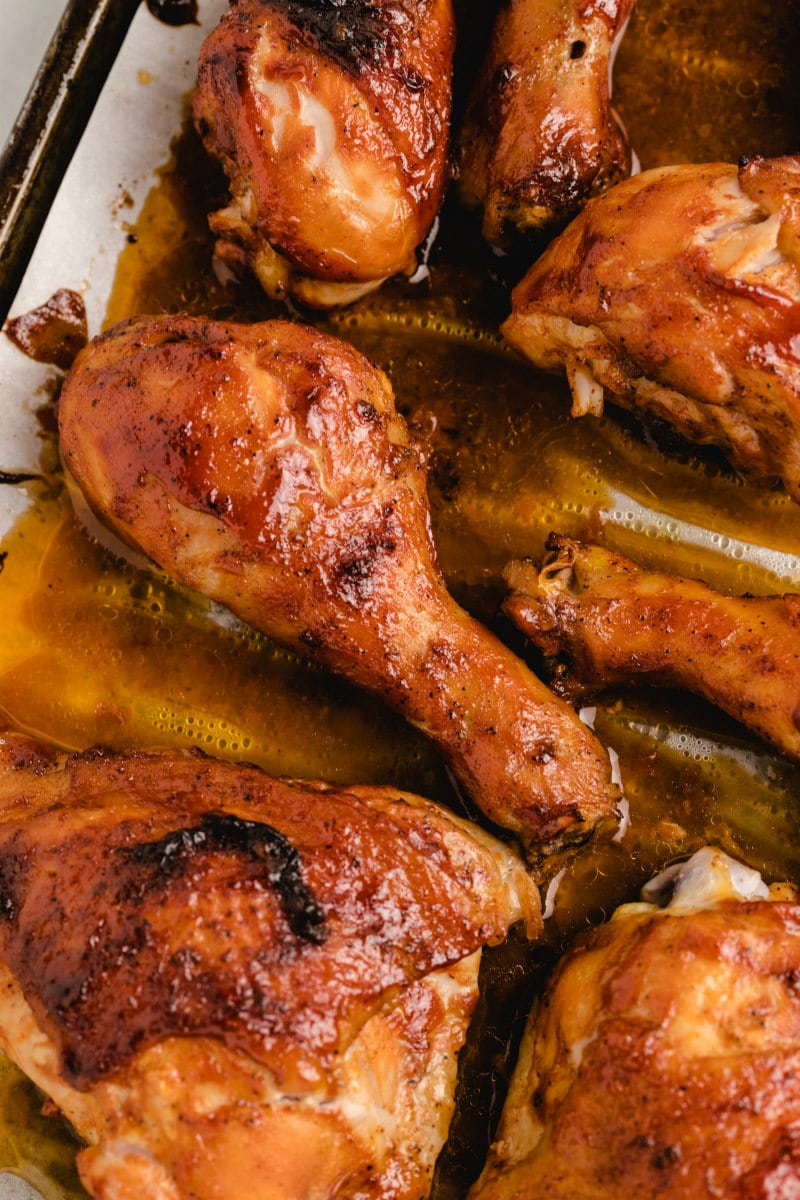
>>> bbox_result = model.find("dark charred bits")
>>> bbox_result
[145,0,199,26]
[4,289,88,371]
[123,811,328,944]
[278,0,396,75]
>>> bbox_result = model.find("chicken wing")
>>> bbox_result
[503,534,800,762]
[0,728,539,1200]
[472,846,800,1200]
[458,0,635,246]
[502,156,800,499]
[193,0,454,308]
[58,315,620,856]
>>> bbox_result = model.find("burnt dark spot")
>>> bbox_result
[652,1144,681,1170]
[275,0,402,76]
[397,66,427,92]
[123,812,328,944]
[356,399,382,425]
[0,834,30,924]
[493,61,519,91]
[570,39,586,59]
[299,628,324,650]
[205,490,233,516]
[146,0,199,25]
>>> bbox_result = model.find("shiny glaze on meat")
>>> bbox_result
[0,729,538,1200]
[504,534,800,764]
[58,314,620,856]
[471,850,800,1199]
[458,0,635,245]
[503,156,800,499]
[193,0,454,306]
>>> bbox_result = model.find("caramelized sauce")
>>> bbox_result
[145,0,199,27]
[1,0,799,1193]
[3,290,87,371]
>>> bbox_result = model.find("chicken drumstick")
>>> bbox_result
[458,0,636,245]
[193,0,455,308]
[504,534,800,763]
[58,315,619,856]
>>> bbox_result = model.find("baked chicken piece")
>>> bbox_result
[0,728,539,1200]
[472,846,800,1200]
[193,0,455,308]
[458,0,635,245]
[503,534,800,762]
[503,156,800,499]
[58,315,620,856]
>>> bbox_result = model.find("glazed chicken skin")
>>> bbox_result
[193,0,455,308]
[58,315,620,856]
[0,728,539,1200]
[503,156,800,499]
[504,534,800,763]
[458,0,636,245]
[472,847,800,1199]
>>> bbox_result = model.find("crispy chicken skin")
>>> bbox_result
[503,157,800,498]
[0,728,539,1200]
[193,0,454,308]
[471,847,800,1200]
[58,315,620,855]
[458,0,635,245]
[503,534,800,762]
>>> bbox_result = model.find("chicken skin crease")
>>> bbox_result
[458,0,635,245]
[503,534,800,763]
[0,728,539,1200]
[58,315,620,856]
[503,156,800,499]
[471,847,800,1200]
[193,0,455,308]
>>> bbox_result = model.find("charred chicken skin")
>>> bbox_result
[58,315,619,856]
[0,728,539,1200]
[471,847,800,1200]
[193,0,455,308]
[503,156,800,499]
[458,0,635,245]
[504,535,800,763]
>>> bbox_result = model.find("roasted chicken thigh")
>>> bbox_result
[0,728,539,1200]
[458,0,635,245]
[58,315,619,856]
[504,534,800,763]
[193,0,455,307]
[472,847,800,1199]
[503,156,800,499]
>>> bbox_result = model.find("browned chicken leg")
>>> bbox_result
[471,847,800,1200]
[193,0,455,308]
[502,156,800,499]
[0,728,539,1200]
[58,315,619,856]
[504,534,800,763]
[458,0,636,245]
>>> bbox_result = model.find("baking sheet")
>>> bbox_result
[1,0,800,1196]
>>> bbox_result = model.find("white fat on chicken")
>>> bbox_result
[254,79,408,245]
